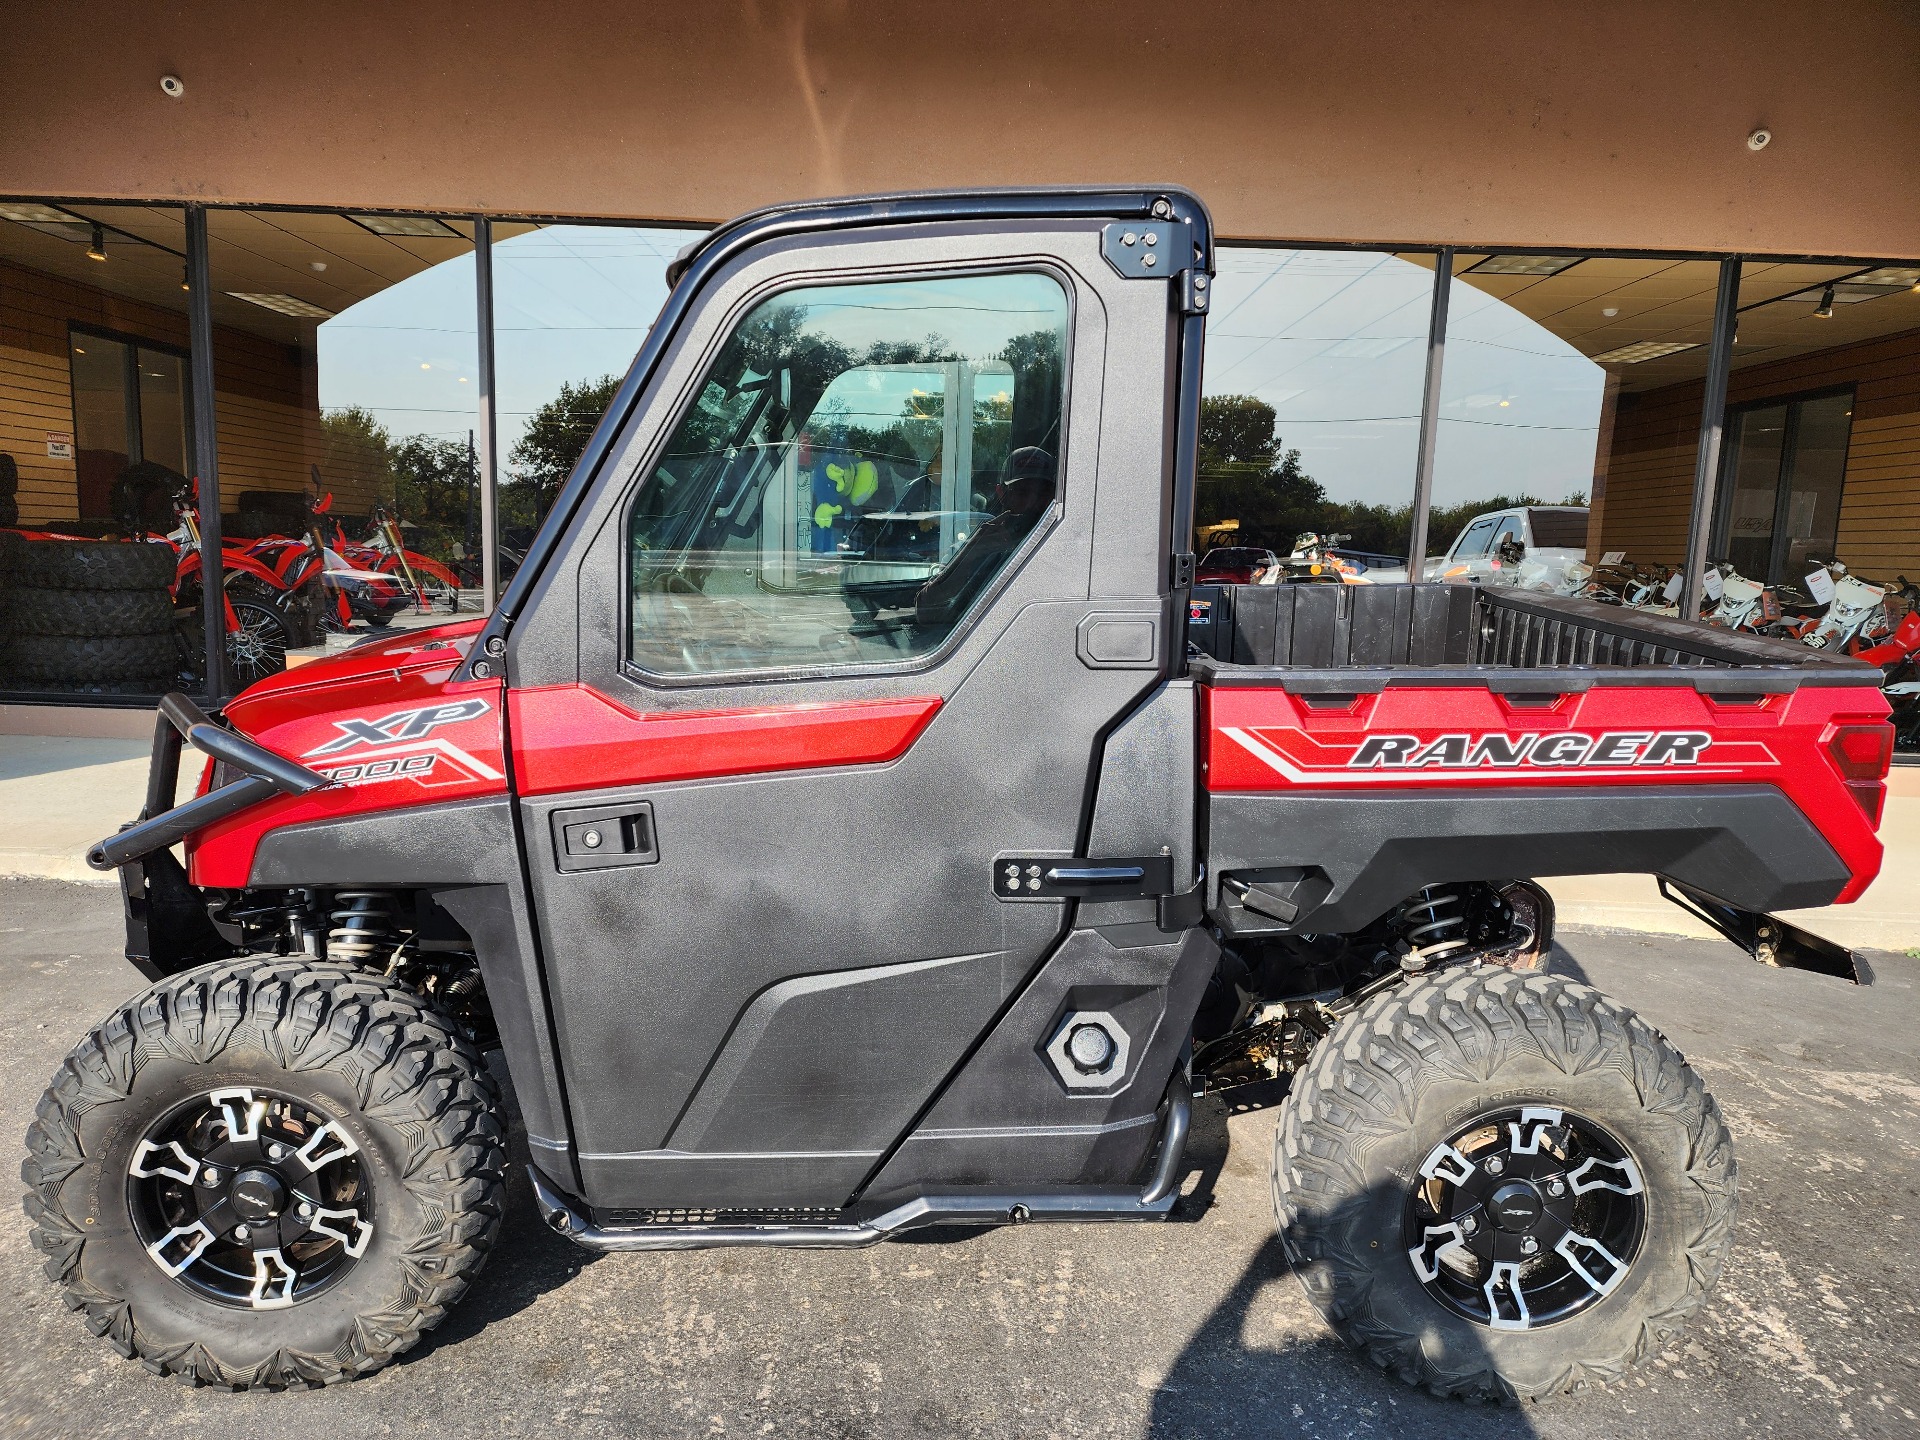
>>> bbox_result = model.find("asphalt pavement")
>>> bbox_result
[1,878,1915,1439]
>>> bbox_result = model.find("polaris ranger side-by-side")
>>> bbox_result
[25,188,1892,1400]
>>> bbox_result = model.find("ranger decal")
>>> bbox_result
[1350,731,1711,769]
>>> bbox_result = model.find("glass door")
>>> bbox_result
[1715,390,1853,584]
[68,328,192,522]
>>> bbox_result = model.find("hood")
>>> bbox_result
[227,618,487,712]
[195,616,506,889]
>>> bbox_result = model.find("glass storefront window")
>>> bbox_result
[0,202,193,698]
[491,223,704,584]
[206,209,479,683]
[1716,392,1854,584]
[1199,248,1434,573]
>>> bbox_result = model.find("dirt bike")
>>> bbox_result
[336,506,465,613]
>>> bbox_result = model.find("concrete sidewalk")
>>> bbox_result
[2,731,1916,951]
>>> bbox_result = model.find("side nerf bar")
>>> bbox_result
[86,692,329,872]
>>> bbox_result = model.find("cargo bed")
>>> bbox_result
[1186,583,1890,935]
[1188,581,1881,691]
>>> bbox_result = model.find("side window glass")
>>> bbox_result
[1492,516,1524,547]
[626,273,1069,677]
[1453,516,1498,558]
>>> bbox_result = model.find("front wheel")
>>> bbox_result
[22,960,507,1389]
[1273,968,1736,1401]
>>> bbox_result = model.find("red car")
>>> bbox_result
[1195,545,1277,584]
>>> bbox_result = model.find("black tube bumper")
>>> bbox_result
[93,692,329,980]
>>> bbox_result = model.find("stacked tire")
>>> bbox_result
[3,535,179,694]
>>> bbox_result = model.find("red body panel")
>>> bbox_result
[1202,682,1891,902]
[510,684,941,798]
[189,619,503,887]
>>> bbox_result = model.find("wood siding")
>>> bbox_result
[0,260,381,526]
[1599,327,1920,578]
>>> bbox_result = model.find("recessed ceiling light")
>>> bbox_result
[1465,254,1585,277]
[0,202,79,224]
[346,213,461,239]
[1592,340,1702,364]
[1843,267,1920,289]
[226,292,334,319]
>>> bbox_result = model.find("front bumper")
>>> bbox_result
[93,692,329,979]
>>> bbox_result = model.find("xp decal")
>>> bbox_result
[304,699,493,757]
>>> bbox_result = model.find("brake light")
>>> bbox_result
[1827,723,1893,780]
[1847,781,1886,827]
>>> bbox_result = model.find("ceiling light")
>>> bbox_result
[1601,306,1619,317]
[0,202,78,224]
[181,265,190,292]
[87,223,107,261]
[1813,285,1835,319]
[1592,340,1703,364]
[226,291,334,318]
[1843,267,1920,290]
[346,213,461,239]
[1465,254,1584,277]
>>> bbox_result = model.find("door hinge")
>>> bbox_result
[1100,220,1211,314]
[1171,552,1195,590]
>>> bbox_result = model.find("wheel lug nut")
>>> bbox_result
[1485,1156,1505,1176]
[234,1225,249,1241]
[200,1169,220,1187]
[1460,1214,1478,1235]
[298,1203,312,1217]
[1546,1178,1565,1196]
[267,1143,285,1160]
[1520,1236,1539,1255]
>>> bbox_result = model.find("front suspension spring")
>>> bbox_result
[328,891,396,963]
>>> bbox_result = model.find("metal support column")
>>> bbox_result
[184,205,228,700]
[473,217,500,612]
[1405,246,1453,575]
[1678,258,1742,623]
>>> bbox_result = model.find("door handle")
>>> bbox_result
[551,802,657,873]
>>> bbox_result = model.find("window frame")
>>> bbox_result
[66,321,194,479]
[613,259,1079,690]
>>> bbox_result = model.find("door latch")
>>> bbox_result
[994,854,1173,900]
[552,802,658,873]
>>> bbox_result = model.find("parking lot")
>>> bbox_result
[1,877,1915,1440]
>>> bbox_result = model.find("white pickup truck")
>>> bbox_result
[1425,504,1590,589]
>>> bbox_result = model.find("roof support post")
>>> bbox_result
[1679,257,1742,622]
[1406,247,1453,575]
[474,216,501,613]
[184,204,228,701]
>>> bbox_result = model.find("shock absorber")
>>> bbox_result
[328,891,396,964]
[1394,885,1471,969]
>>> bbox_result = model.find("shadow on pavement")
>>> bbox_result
[1147,1228,1540,1440]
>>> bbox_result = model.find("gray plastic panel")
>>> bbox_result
[858,927,1217,1209]
[1206,783,1852,931]
[666,951,1022,1155]
[1077,679,1197,929]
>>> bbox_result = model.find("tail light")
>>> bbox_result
[1828,723,1893,780]
[1827,722,1893,825]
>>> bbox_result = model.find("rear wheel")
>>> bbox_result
[22,960,507,1389]
[1272,967,1736,1400]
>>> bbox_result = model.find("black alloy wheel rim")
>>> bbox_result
[127,1085,374,1310]
[1403,1105,1646,1331]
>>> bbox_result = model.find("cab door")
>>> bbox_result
[503,211,1183,1210]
